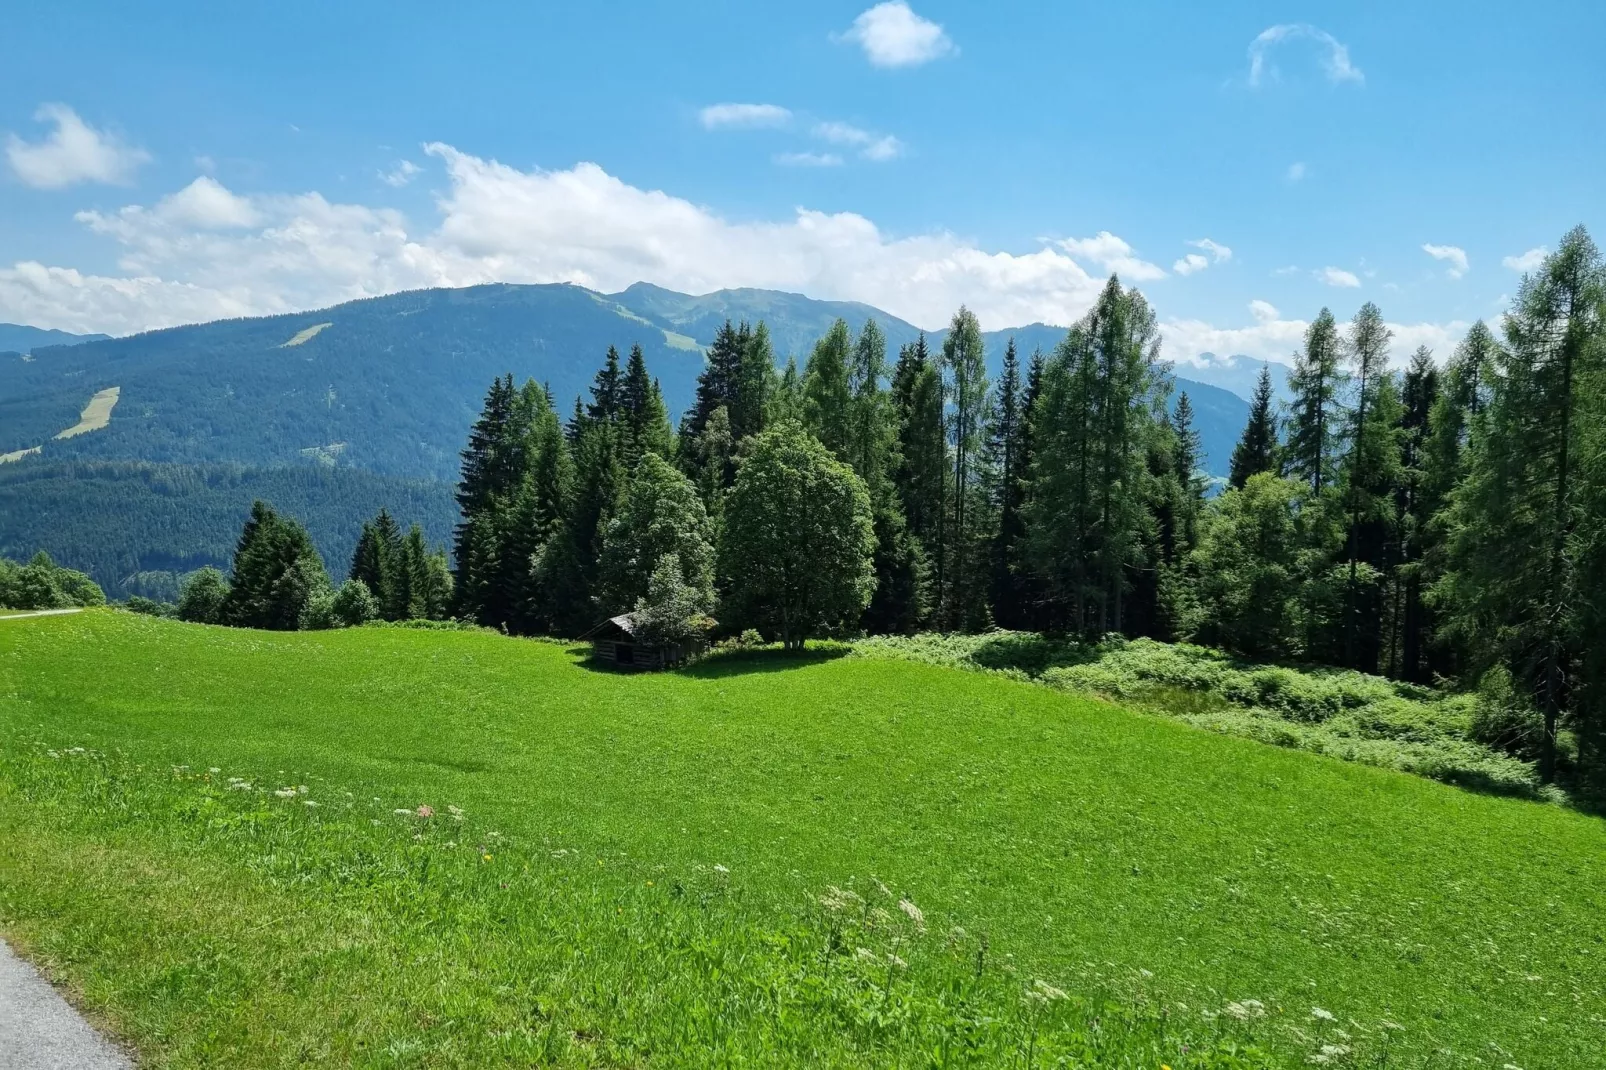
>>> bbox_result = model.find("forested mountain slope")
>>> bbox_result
[0,281,1250,594]
[0,323,108,354]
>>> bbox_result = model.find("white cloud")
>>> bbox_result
[698,103,792,130]
[1249,24,1363,87]
[1163,299,1468,367]
[839,2,956,68]
[5,103,150,189]
[812,121,904,162]
[380,160,422,187]
[1057,232,1167,282]
[1286,161,1307,182]
[1502,246,1547,272]
[1175,238,1232,274]
[3,146,1126,335]
[1316,266,1361,288]
[1272,265,1301,276]
[1421,243,1468,279]
[774,151,843,168]
[153,176,260,228]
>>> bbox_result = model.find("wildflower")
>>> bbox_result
[1310,1007,1335,1022]
[1030,979,1067,1001]
[297,785,308,794]
[1381,1020,1404,1032]
[229,781,252,791]
[275,788,298,798]
[483,853,493,862]
[303,800,318,807]
[416,804,434,817]
[646,880,654,887]
[819,885,862,913]
[713,864,729,875]
[886,953,907,969]
[854,947,877,962]
[1307,1044,1350,1065]
[448,805,464,820]
[394,808,414,816]
[1139,968,1154,979]
[897,898,926,930]
[1224,999,1266,1020]
[208,767,221,774]
[874,879,892,898]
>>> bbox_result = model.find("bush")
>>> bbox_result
[177,567,230,624]
[0,552,106,610]
[1469,666,1544,759]
[124,595,176,618]
[331,579,380,628]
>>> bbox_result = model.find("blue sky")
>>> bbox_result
[2,1,1601,363]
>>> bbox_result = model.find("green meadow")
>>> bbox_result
[2,611,1603,1067]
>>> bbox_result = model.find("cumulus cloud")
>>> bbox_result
[1316,266,1361,288]
[6,103,150,188]
[151,176,261,228]
[1162,298,1468,367]
[1173,253,1209,276]
[698,103,792,129]
[1502,246,1547,272]
[380,160,422,187]
[774,151,843,167]
[1057,232,1167,282]
[1249,24,1363,87]
[2,146,1123,335]
[839,2,956,68]
[1422,243,1468,279]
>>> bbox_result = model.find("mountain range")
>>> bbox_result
[0,284,1268,597]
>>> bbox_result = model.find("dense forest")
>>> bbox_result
[443,227,1604,793]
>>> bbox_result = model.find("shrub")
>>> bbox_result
[1469,666,1545,759]
[177,567,230,624]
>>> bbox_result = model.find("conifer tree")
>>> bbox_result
[1228,365,1280,489]
[1338,302,1400,671]
[1391,347,1439,680]
[770,356,804,425]
[803,319,854,459]
[620,344,673,467]
[587,346,624,424]
[1285,310,1346,496]
[891,336,946,621]
[987,338,1027,627]
[1439,227,1605,782]
[222,500,329,630]
[942,308,991,629]
[453,374,520,615]
[371,508,406,620]
[731,321,774,443]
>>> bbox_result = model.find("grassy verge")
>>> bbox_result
[2,611,1603,1066]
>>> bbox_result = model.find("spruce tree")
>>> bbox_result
[587,347,623,424]
[891,335,946,622]
[1229,365,1279,489]
[987,338,1026,628]
[371,508,406,620]
[1391,347,1439,680]
[731,321,774,443]
[619,344,673,467]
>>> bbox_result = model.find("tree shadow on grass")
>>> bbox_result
[676,647,851,679]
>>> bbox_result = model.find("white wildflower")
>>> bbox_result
[886,953,907,969]
[713,864,729,875]
[394,808,414,815]
[228,781,252,791]
[1310,1007,1335,1022]
[855,947,877,962]
[1030,979,1067,1002]
[275,788,298,798]
[208,767,221,774]
[897,898,926,930]
[1307,1044,1350,1065]
[1225,999,1266,1020]
[819,885,862,913]
[303,800,318,808]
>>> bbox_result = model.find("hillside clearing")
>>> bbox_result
[0,445,41,465]
[52,386,120,440]
[0,611,1601,1066]
[278,322,332,347]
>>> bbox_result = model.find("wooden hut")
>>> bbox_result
[582,613,707,670]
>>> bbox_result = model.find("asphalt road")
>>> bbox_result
[0,942,129,1069]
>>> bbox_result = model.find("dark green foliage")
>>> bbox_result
[890,335,945,618]
[802,319,854,460]
[597,453,715,617]
[1189,474,1305,658]
[0,459,455,600]
[176,566,229,624]
[1438,227,1605,784]
[0,551,106,610]
[1228,365,1279,489]
[1284,309,1346,496]
[987,339,1029,628]
[221,501,329,631]
[719,423,876,648]
[629,555,715,651]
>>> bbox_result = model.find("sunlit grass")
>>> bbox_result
[1,611,1602,1067]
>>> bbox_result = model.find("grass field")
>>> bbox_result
[52,385,121,440]
[2,611,1603,1067]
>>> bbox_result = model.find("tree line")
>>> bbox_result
[450,227,1604,792]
